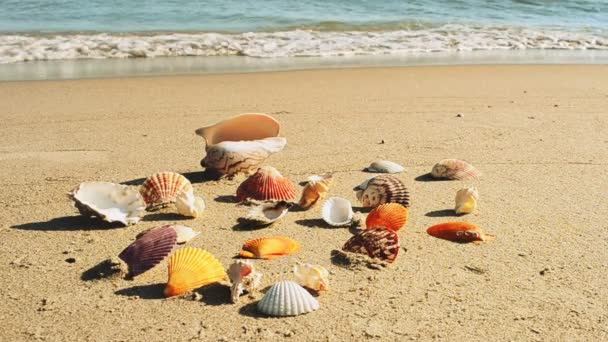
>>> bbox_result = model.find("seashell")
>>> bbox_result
[175,191,205,218]
[245,201,292,226]
[298,173,332,209]
[257,280,319,317]
[195,113,281,147]
[201,137,287,176]
[140,172,193,210]
[294,262,329,291]
[236,166,296,202]
[68,181,145,226]
[118,225,177,277]
[172,225,201,244]
[455,187,479,215]
[227,260,262,303]
[239,236,299,260]
[426,222,493,244]
[321,197,354,226]
[365,203,408,231]
[353,175,410,208]
[431,159,481,180]
[364,160,404,174]
[164,247,226,297]
[343,227,400,263]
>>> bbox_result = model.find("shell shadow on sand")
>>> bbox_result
[121,170,221,186]
[415,173,446,182]
[232,218,271,231]
[115,283,166,299]
[195,283,232,306]
[81,258,124,281]
[11,216,125,231]
[425,209,460,217]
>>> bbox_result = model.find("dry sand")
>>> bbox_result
[1,65,607,341]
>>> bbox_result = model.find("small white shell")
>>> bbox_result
[68,182,145,226]
[245,201,291,226]
[172,225,201,244]
[175,191,205,218]
[455,187,479,215]
[321,197,354,226]
[364,160,404,174]
[294,262,329,291]
[257,280,319,316]
[227,260,262,303]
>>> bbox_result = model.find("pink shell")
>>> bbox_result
[140,172,193,209]
[431,159,481,180]
[118,225,177,277]
[236,166,296,202]
[342,228,399,263]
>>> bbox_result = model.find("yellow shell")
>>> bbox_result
[164,247,226,297]
[293,262,329,291]
[455,187,479,214]
[239,237,300,260]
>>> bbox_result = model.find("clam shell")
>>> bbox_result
[236,166,296,202]
[426,222,492,243]
[294,262,329,291]
[321,197,354,226]
[455,187,479,215]
[239,236,299,260]
[140,172,193,210]
[343,228,400,263]
[227,260,262,303]
[201,137,287,176]
[365,203,408,231]
[298,173,332,209]
[175,191,205,218]
[173,225,201,244]
[353,175,410,208]
[257,280,319,317]
[431,159,481,180]
[164,247,226,297]
[245,201,292,226]
[195,113,281,147]
[364,160,404,174]
[68,181,145,226]
[118,225,177,277]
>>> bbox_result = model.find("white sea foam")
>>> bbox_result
[1,25,607,64]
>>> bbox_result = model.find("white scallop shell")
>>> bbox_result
[172,225,201,244]
[455,187,479,215]
[321,197,354,226]
[364,160,404,174]
[175,191,205,218]
[68,182,145,226]
[294,262,329,291]
[257,280,319,317]
[227,260,262,303]
[245,201,291,226]
[200,137,287,176]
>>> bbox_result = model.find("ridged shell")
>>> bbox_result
[245,201,292,226]
[426,222,492,243]
[343,228,400,263]
[195,113,281,147]
[353,175,410,208]
[140,172,193,209]
[257,280,319,317]
[164,247,226,297]
[455,187,479,215]
[365,203,408,231]
[175,191,205,218]
[68,181,145,226]
[431,159,481,180]
[294,262,329,291]
[239,236,300,260]
[236,166,296,202]
[298,173,332,209]
[364,160,404,174]
[118,225,177,277]
[321,197,354,226]
[227,260,262,303]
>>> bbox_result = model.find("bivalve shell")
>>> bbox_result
[164,247,226,297]
[353,175,410,208]
[245,201,292,226]
[321,197,354,226]
[239,236,299,260]
[365,203,408,231]
[431,159,481,180]
[257,280,319,317]
[140,172,193,210]
[236,166,296,202]
[118,225,177,277]
[364,160,404,174]
[343,228,400,263]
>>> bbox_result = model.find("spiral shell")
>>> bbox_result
[236,166,296,202]
[431,159,481,180]
[294,262,329,291]
[353,175,410,208]
[298,173,332,209]
[175,191,205,218]
[140,172,193,210]
[257,280,319,317]
[227,260,262,303]
[455,187,479,215]
[343,228,400,263]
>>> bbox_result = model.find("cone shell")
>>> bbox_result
[365,203,408,231]
[227,260,262,303]
[118,225,177,277]
[455,187,479,215]
[353,175,410,208]
[195,113,281,147]
[257,280,319,317]
[245,201,292,226]
[343,228,400,263]
[175,191,205,218]
[164,247,226,297]
[294,262,329,291]
[321,197,354,226]
[426,222,492,243]
[140,172,193,209]
[236,166,296,202]
[201,137,287,176]
[298,173,332,209]
[431,159,481,180]
[239,236,299,260]
[364,160,404,174]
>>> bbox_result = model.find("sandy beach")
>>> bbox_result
[1,65,607,341]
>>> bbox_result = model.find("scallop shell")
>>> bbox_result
[119,225,177,277]
[343,228,400,263]
[140,172,193,210]
[321,197,354,226]
[455,187,479,215]
[239,236,300,260]
[298,173,332,209]
[201,137,287,176]
[175,191,205,218]
[294,262,329,291]
[173,225,201,244]
[227,260,262,303]
[426,222,493,243]
[257,280,319,317]
[365,203,408,231]
[431,159,481,180]
[236,166,296,202]
[164,247,226,297]
[364,160,404,174]
[195,113,281,147]
[245,201,292,226]
[68,181,145,226]
[353,175,410,208]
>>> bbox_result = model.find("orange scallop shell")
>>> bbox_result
[164,247,226,297]
[365,203,408,231]
[239,236,300,260]
[140,172,193,209]
[236,166,296,202]
[426,222,492,243]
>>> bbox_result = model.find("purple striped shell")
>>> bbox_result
[118,225,177,277]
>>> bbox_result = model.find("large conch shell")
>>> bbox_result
[426,222,493,244]
[353,175,410,208]
[68,181,145,226]
[455,187,479,215]
[175,191,205,218]
[298,173,332,209]
[257,280,319,317]
[227,260,262,303]
[294,262,329,291]
[236,166,296,202]
[195,113,286,176]
[431,159,481,180]
[245,201,292,227]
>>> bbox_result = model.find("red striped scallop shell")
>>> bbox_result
[365,203,408,231]
[431,159,481,180]
[140,172,193,209]
[118,225,177,277]
[353,175,410,208]
[236,166,296,202]
[342,228,399,263]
